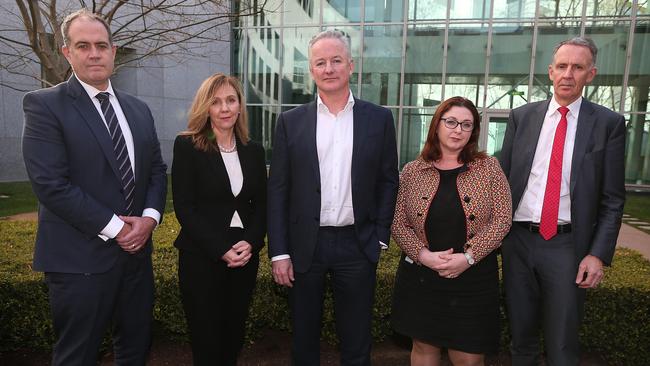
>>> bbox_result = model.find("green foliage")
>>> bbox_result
[0,181,38,217]
[1,215,650,365]
[625,193,650,231]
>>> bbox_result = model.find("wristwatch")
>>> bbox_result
[464,252,475,265]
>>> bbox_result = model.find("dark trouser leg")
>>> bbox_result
[330,241,376,366]
[536,235,582,366]
[46,263,122,366]
[289,244,328,366]
[220,255,260,365]
[112,254,154,366]
[502,225,542,366]
[178,250,222,366]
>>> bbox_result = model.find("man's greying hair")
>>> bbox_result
[553,36,598,65]
[308,30,352,60]
[61,8,113,46]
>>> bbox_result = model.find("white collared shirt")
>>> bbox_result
[514,96,582,224]
[75,75,161,240]
[316,92,355,227]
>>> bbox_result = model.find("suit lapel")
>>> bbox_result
[351,98,368,190]
[67,77,121,181]
[570,99,596,196]
[208,146,234,198]
[306,102,321,183]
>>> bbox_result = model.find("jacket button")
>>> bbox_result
[417,213,423,217]
[316,188,321,194]
[468,233,475,239]
[468,214,475,221]
[314,217,319,221]
[422,196,428,200]
[464,195,471,203]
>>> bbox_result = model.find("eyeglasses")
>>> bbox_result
[441,118,474,132]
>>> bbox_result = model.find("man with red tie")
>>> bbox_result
[499,37,626,365]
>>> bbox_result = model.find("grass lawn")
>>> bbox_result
[0,177,174,218]
[624,193,650,223]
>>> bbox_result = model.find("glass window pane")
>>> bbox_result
[538,0,584,18]
[486,24,533,109]
[365,0,404,22]
[445,25,489,107]
[529,24,581,103]
[248,105,280,162]
[403,24,445,107]
[232,29,245,81]
[586,0,634,17]
[408,0,447,21]
[485,115,509,159]
[361,25,403,106]
[625,114,650,185]
[628,21,650,113]
[493,0,536,19]
[246,27,280,104]
[281,27,321,104]
[324,0,361,23]
[450,0,490,20]
[400,107,435,167]
[284,0,321,25]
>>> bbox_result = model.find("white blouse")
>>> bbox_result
[221,151,244,228]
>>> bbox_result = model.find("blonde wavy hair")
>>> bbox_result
[180,73,249,152]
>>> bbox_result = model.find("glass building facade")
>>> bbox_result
[233,0,650,185]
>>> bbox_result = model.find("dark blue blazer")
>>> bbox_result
[499,98,626,265]
[22,76,167,274]
[267,98,399,273]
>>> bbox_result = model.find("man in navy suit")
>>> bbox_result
[499,37,625,365]
[22,9,167,365]
[267,30,399,365]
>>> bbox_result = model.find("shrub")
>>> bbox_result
[1,215,649,365]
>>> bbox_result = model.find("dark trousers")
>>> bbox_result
[178,244,259,366]
[289,226,377,366]
[46,251,154,366]
[502,223,585,366]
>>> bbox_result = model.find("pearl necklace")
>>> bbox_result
[218,136,237,153]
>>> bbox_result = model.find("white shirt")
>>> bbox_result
[75,75,161,240]
[514,96,582,224]
[316,92,356,227]
[221,150,244,228]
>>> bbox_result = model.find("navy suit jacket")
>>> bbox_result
[499,98,626,265]
[267,98,399,273]
[22,76,167,274]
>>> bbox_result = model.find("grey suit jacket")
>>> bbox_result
[22,76,167,274]
[499,98,626,265]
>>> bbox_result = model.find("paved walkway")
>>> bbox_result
[617,222,650,260]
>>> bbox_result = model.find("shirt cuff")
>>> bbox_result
[379,241,388,250]
[142,208,161,226]
[271,254,291,262]
[99,214,125,241]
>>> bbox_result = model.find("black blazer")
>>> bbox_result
[172,135,267,262]
[22,76,167,274]
[267,98,399,273]
[499,98,626,265]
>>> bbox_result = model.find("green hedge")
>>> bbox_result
[1,214,649,364]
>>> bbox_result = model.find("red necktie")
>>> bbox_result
[539,106,569,240]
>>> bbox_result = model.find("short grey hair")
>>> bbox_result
[61,8,113,46]
[308,30,352,60]
[553,36,598,66]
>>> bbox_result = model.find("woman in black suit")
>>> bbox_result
[172,73,267,365]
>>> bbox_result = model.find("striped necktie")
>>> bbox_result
[96,92,135,215]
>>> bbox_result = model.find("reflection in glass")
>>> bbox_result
[486,116,509,159]
[408,0,447,21]
[538,0,584,18]
[586,0,634,17]
[486,24,533,109]
[248,105,280,162]
[400,108,435,167]
[445,26,488,106]
[492,0,536,19]
[281,27,321,104]
[625,115,650,185]
[365,0,404,22]
[403,24,444,107]
[361,25,403,106]
[627,21,650,113]
[324,0,360,23]
[284,0,321,25]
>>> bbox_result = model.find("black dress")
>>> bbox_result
[391,166,500,354]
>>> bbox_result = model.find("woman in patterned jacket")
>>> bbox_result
[391,96,512,366]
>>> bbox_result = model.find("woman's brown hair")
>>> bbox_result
[179,73,249,152]
[420,96,486,163]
